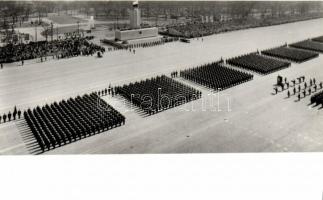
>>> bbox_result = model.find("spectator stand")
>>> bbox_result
[0,37,105,65]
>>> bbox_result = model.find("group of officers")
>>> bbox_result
[0,106,22,124]
[273,75,323,101]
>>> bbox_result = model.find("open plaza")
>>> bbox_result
[0,15,323,154]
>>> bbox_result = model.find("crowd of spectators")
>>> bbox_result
[0,36,105,64]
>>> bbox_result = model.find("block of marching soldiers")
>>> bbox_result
[24,93,125,153]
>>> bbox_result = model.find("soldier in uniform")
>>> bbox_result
[8,111,11,121]
[17,110,21,119]
[3,114,6,123]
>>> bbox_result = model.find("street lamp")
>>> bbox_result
[77,21,80,36]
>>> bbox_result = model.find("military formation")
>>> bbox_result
[180,61,253,91]
[227,53,291,75]
[4,33,323,154]
[312,36,323,43]
[115,75,201,115]
[0,106,22,124]
[310,91,323,106]
[261,46,319,63]
[24,93,125,152]
[290,40,323,53]
[127,37,179,49]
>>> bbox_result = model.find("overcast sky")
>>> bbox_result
[2,0,323,2]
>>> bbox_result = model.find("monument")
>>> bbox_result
[129,0,141,29]
[114,0,159,43]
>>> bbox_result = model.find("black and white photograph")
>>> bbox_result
[1,0,323,155]
[1,0,323,199]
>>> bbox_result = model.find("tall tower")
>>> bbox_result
[130,0,141,29]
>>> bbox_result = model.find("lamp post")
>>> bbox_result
[56,26,59,40]
[77,21,80,36]
[34,24,37,42]
[50,22,53,41]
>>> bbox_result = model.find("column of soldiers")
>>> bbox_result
[127,37,179,49]
[104,37,179,55]
[171,71,178,78]
[24,93,125,152]
[106,46,136,54]
[94,86,118,98]
[0,106,22,124]
[94,84,117,98]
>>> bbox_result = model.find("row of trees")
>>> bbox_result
[1,1,323,29]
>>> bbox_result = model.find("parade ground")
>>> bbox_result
[0,18,323,154]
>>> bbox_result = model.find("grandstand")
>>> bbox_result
[227,53,291,75]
